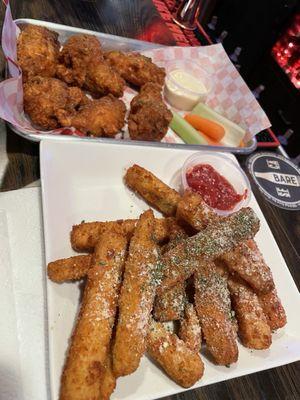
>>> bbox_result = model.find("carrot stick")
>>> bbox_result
[197,130,221,146]
[184,114,225,141]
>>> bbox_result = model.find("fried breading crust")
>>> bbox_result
[194,262,238,365]
[47,254,92,282]
[221,239,274,294]
[176,190,218,231]
[113,210,158,377]
[128,83,172,141]
[57,34,125,98]
[258,288,287,331]
[228,276,272,350]
[17,25,59,81]
[57,34,103,86]
[99,352,116,400]
[125,164,181,216]
[57,95,126,137]
[156,208,260,294]
[147,319,204,388]
[70,217,171,252]
[23,77,86,130]
[59,232,127,400]
[153,281,187,322]
[84,61,125,98]
[104,51,166,87]
[178,303,202,353]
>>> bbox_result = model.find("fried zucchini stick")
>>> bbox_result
[194,262,238,365]
[124,164,181,216]
[99,352,116,400]
[179,303,202,353]
[228,276,272,349]
[221,239,274,294]
[113,210,158,377]
[154,220,188,322]
[47,254,92,282]
[156,207,260,294]
[59,231,127,400]
[258,288,287,331]
[71,217,170,252]
[176,190,217,231]
[147,319,204,387]
[153,281,187,322]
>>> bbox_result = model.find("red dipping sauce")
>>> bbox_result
[186,164,246,211]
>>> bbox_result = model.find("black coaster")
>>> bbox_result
[247,152,300,211]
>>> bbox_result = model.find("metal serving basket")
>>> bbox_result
[9,18,257,154]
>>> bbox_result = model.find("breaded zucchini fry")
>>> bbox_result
[161,218,188,253]
[194,262,238,365]
[221,239,274,294]
[47,254,92,282]
[258,288,287,331]
[178,303,202,353]
[147,319,204,388]
[59,231,127,400]
[176,190,217,231]
[156,208,260,294]
[124,164,181,216]
[153,281,187,322]
[228,276,272,349]
[113,210,158,377]
[99,352,116,400]
[71,217,170,252]
[154,220,188,322]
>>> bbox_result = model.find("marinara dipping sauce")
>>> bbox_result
[186,163,247,211]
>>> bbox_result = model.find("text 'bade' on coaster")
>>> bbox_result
[247,152,300,211]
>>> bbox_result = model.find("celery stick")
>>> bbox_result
[192,103,245,147]
[170,112,208,145]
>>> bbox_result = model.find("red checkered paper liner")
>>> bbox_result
[0,2,270,142]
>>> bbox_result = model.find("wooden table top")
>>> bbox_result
[0,1,299,399]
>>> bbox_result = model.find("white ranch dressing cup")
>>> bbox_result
[163,61,211,111]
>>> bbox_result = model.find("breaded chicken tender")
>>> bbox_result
[60,231,127,400]
[17,25,59,82]
[128,83,172,141]
[56,95,126,137]
[57,34,125,98]
[23,76,87,130]
[104,50,166,87]
[147,319,204,388]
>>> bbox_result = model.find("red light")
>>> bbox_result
[272,12,300,90]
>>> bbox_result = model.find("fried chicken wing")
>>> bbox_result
[23,76,87,130]
[105,50,165,87]
[57,34,125,98]
[128,83,172,141]
[56,95,126,137]
[17,25,59,82]
[57,34,103,86]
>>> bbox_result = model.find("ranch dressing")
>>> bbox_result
[164,69,208,111]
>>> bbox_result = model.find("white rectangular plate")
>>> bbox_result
[40,140,300,400]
